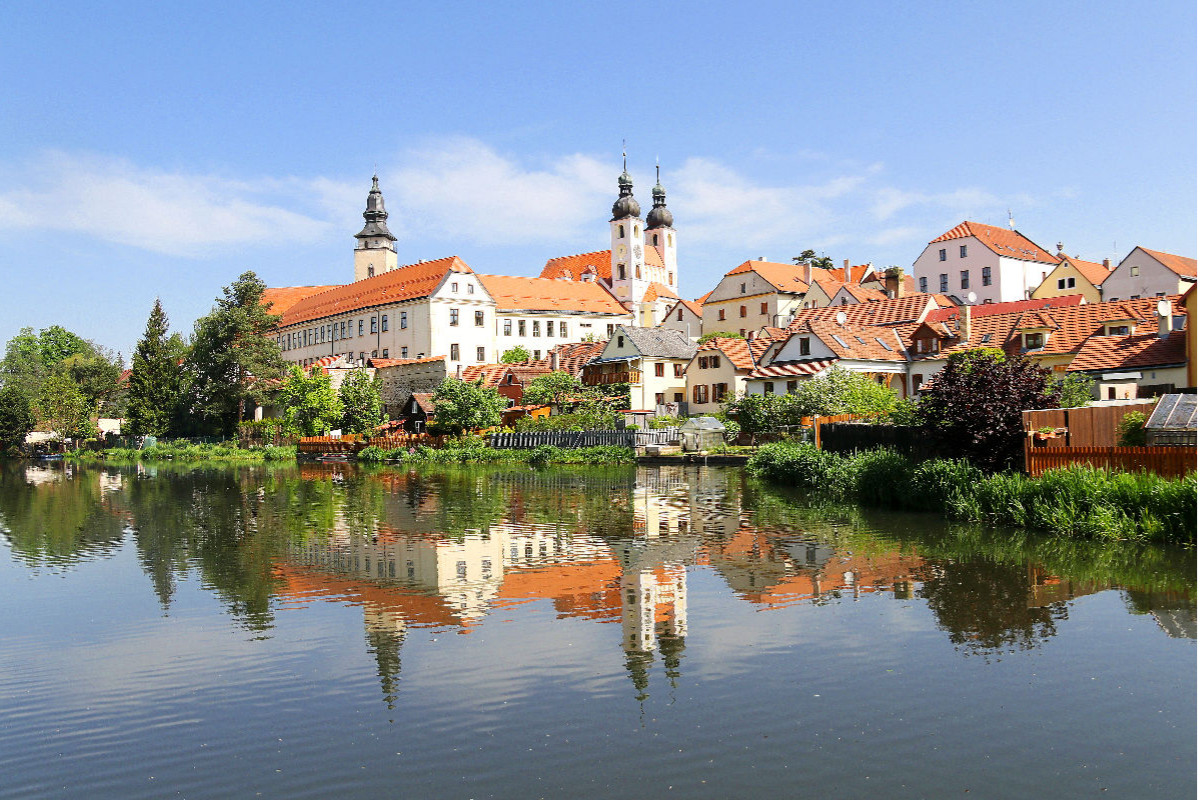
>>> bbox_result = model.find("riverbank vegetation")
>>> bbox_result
[71,441,297,463]
[747,441,1195,544]
[357,439,633,466]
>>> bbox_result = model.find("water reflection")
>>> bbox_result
[2,461,1195,698]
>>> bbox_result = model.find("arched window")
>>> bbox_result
[617,264,626,280]
[668,234,673,246]
[652,234,659,246]
[618,224,625,238]
[635,265,642,279]
[634,225,640,237]
[368,265,375,277]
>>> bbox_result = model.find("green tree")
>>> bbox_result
[793,249,834,270]
[0,385,35,452]
[501,345,532,364]
[1050,372,1095,408]
[61,349,122,412]
[430,378,506,434]
[339,369,384,434]
[2,325,100,401]
[183,271,286,436]
[696,331,745,345]
[787,365,898,417]
[278,366,343,436]
[916,348,1061,471]
[127,299,184,436]
[36,372,95,440]
[522,371,582,406]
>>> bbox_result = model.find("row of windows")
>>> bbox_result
[614,263,675,284]
[280,313,407,351]
[448,308,486,327]
[696,355,722,369]
[938,245,968,261]
[448,282,476,295]
[691,383,728,404]
[649,362,685,378]
[716,301,769,322]
[292,347,399,367]
[919,267,992,295]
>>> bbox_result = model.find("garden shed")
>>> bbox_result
[680,416,726,452]
[1143,394,1196,446]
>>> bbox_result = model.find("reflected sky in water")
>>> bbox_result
[0,461,1194,799]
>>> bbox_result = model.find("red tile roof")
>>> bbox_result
[369,355,447,369]
[526,340,608,377]
[788,293,948,329]
[1140,247,1198,278]
[1069,330,1188,372]
[642,282,679,304]
[1058,255,1112,286]
[695,336,757,371]
[722,260,812,294]
[789,320,908,362]
[476,274,628,315]
[747,359,837,380]
[262,285,340,316]
[930,221,1058,264]
[538,247,664,282]
[924,295,1086,324]
[280,257,472,326]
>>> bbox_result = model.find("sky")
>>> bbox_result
[0,1,1195,356]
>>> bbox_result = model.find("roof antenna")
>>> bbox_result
[1008,208,1015,230]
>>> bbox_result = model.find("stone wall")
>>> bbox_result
[377,360,448,418]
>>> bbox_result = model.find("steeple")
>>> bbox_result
[353,174,399,281]
[611,150,642,220]
[355,174,397,242]
[646,164,674,230]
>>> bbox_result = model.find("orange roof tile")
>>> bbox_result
[788,293,944,328]
[642,282,680,303]
[538,247,665,283]
[1069,330,1188,372]
[925,295,1086,324]
[280,256,472,327]
[695,336,757,371]
[696,291,713,304]
[527,340,608,376]
[788,320,908,362]
[930,221,1058,264]
[477,274,628,315]
[262,285,341,316]
[1140,247,1198,278]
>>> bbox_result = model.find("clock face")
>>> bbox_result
[617,244,627,257]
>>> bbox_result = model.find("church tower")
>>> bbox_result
[609,156,647,310]
[353,175,398,282]
[644,165,678,294]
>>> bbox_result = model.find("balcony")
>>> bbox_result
[583,370,641,386]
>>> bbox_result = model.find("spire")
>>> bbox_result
[646,162,673,230]
[611,149,641,220]
[355,174,397,242]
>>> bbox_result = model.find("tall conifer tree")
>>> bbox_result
[126,298,181,436]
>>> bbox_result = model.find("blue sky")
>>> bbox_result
[1,1,1195,355]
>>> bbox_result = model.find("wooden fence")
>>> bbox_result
[1024,442,1197,478]
[367,433,448,450]
[1022,402,1158,448]
[489,430,638,449]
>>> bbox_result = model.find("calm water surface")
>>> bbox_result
[0,461,1194,799]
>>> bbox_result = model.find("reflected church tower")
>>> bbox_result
[363,607,407,712]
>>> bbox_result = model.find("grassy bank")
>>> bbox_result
[357,440,633,466]
[747,442,1196,544]
[71,441,297,463]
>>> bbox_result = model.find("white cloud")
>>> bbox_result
[0,152,332,257]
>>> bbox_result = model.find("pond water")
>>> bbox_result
[0,461,1194,799]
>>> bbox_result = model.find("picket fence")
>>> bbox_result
[489,428,680,450]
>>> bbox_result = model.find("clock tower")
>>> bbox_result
[353,174,399,282]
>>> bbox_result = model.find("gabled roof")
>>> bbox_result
[930,221,1058,264]
[280,257,473,326]
[613,326,697,359]
[694,336,757,371]
[788,320,908,363]
[833,283,888,303]
[476,274,628,315]
[461,363,552,387]
[530,340,609,376]
[262,285,341,316]
[787,293,949,329]
[1138,247,1197,278]
[668,298,703,318]
[1058,255,1112,286]
[720,260,811,294]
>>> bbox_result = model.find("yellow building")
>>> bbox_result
[1031,253,1112,303]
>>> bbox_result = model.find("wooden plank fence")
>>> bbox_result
[489,430,636,449]
[367,433,448,450]
[1022,402,1158,448]
[1024,442,1196,478]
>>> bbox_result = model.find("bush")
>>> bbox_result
[1117,412,1147,447]
[356,445,388,463]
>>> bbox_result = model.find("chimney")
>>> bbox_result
[747,329,757,340]
[1158,303,1171,338]
[844,258,851,282]
[803,263,812,285]
[757,256,765,261]
[959,304,971,341]
[550,349,559,371]
[884,268,903,300]
[1103,258,1111,269]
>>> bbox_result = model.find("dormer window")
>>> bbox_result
[1107,325,1130,336]
[1024,332,1045,349]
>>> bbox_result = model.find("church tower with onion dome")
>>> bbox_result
[609,154,647,309]
[643,164,678,296]
[353,174,399,282]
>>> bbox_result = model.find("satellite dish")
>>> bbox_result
[1157,299,1171,318]
[835,310,848,326]
[967,291,977,304]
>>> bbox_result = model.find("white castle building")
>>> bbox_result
[266,164,682,369]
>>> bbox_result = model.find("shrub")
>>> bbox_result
[1117,412,1147,447]
[356,445,388,463]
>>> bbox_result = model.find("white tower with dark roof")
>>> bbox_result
[609,155,648,310]
[644,164,678,294]
[354,175,399,282]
